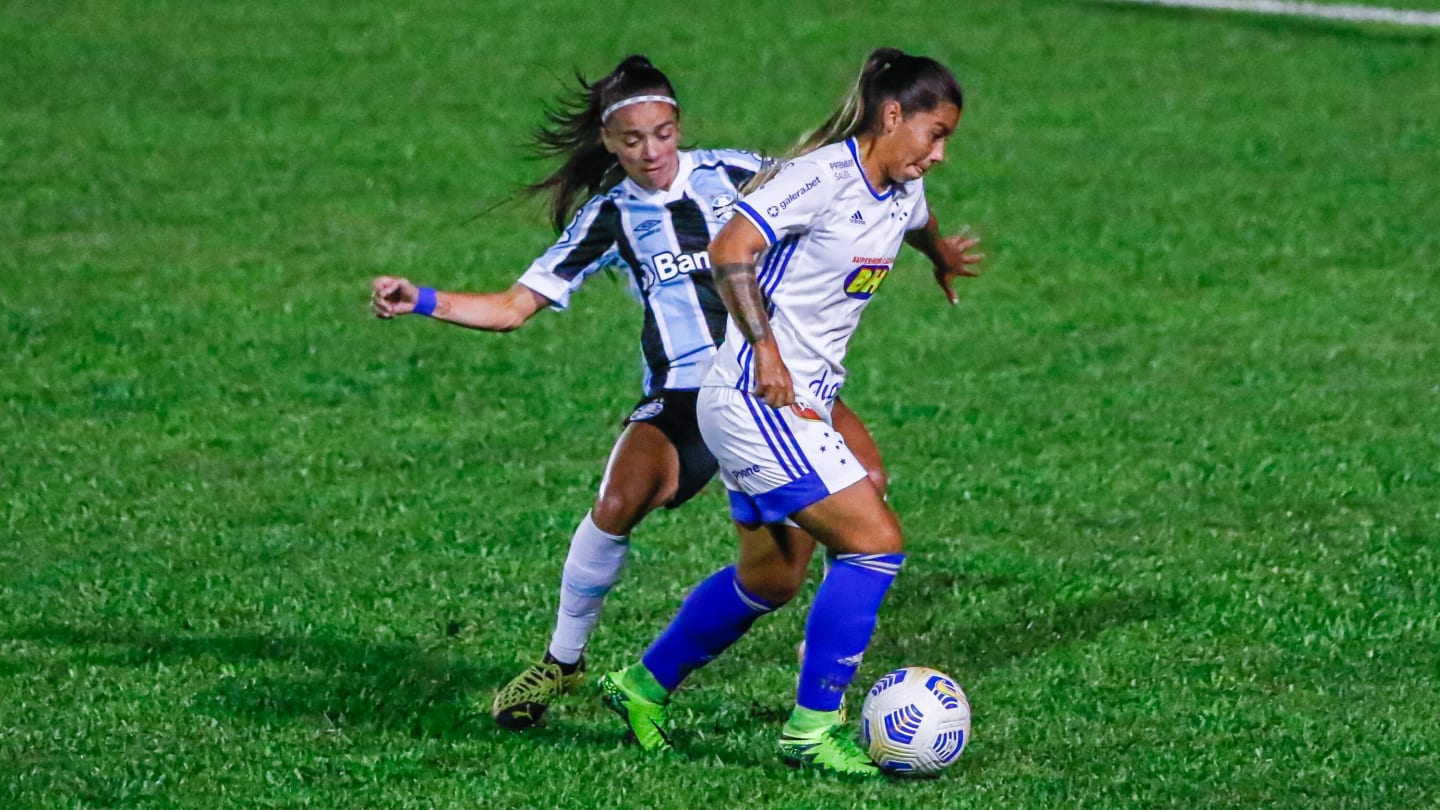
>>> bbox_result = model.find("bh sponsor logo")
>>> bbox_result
[843,264,891,299]
[645,250,712,289]
[765,176,822,217]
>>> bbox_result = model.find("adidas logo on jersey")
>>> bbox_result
[849,210,865,225]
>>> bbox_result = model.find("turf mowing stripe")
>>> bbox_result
[1107,0,1440,26]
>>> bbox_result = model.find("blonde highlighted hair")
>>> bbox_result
[744,48,962,193]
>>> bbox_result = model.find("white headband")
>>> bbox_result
[601,94,678,122]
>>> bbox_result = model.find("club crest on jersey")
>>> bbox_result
[628,401,664,422]
[711,193,736,222]
[790,403,823,421]
[645,250,712,288]
[843,264,891,299]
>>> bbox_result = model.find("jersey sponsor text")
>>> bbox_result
[650,249,712,284]
[765,175,822,217]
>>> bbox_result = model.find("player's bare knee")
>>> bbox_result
[737,564,801,606]
[591,491,644,536]
[833,521,903,555]
[752,578,801,606]
[863,524,903,554]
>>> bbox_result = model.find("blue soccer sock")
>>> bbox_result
[797,552,905,712]
[641,566,779,693]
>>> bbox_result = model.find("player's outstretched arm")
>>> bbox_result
[371,277,551,332]
[711,216,795,409]
[903,215,984,305]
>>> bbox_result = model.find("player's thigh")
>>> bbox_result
[593,421,680,534]
[831,398,888,497]
[790,477,902,556]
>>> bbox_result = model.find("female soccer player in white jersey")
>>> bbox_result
[599,48,983,776]
[370,56,888,730]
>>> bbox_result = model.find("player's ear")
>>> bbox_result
[880,99,903,135]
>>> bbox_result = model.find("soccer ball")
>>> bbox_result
[859,666,971,775]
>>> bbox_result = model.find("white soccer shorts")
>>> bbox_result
[697,385,868,525]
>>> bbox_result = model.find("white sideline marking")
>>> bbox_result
[1107,0,1440,27]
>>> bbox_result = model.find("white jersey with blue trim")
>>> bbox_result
[710,138,931,412]
[517,148,766,394]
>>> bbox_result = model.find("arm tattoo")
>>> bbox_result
[713,261,772,345]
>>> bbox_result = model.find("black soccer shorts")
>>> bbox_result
[622,389,718,508]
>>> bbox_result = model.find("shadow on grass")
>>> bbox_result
[3,582,1181,762]
[980,591,1175,669]
[6,623,517,739]
[672,585,1182,768]
[870,562,1182,674]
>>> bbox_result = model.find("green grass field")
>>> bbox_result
[4,1,1438,807]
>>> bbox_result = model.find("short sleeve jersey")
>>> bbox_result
[708,138,931,410]
[517,148,766,394]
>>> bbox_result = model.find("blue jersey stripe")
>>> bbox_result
[735,200,777,244]
[845,137,894,201]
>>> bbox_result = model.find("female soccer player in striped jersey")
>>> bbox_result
[370,55,888,729]
[600,48,983,776]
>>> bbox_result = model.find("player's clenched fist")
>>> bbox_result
[371,276,418,318]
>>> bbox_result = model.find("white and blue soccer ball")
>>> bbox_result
[859,666,971,775]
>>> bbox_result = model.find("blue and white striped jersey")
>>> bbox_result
[518,148,765,394]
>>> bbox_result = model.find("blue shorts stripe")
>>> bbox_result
[742,392,800,479]
[767,407,814,475]
[752,395,811,478]
[757,400,811,476]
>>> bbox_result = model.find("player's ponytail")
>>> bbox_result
[528,55,679,231]
[744,48,962,193]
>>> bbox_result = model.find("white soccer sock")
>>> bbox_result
[547,511,629,665]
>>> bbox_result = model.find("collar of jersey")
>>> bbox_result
[845,137,894,201]
[621,151,695,202]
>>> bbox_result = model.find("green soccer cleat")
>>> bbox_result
[599,668,673,752]
[779,724,882,778]
[491,656,585,730]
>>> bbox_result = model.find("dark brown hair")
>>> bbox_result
[746,48,962,192]
[528,55,678,230]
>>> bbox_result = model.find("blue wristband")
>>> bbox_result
[414,286,437,317]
